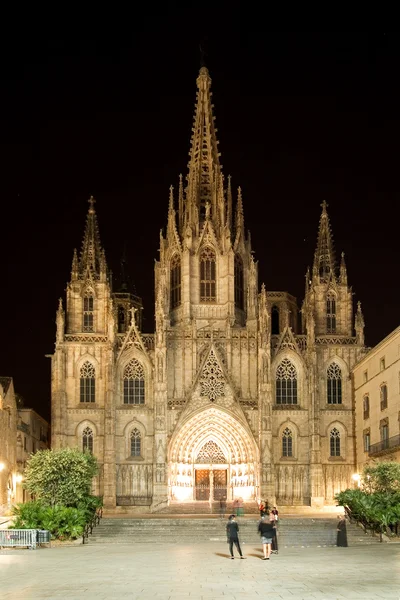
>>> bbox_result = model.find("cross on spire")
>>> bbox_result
[88,195,96,214]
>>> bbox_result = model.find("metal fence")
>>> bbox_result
[0,529,38,549]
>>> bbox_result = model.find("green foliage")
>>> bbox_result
[361,462,400,494]
[336,478,400,538]
[23,448,98,507]
[10,501,87,540]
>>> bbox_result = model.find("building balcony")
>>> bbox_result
[368,434,400,457]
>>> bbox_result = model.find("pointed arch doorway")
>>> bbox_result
[168,407,258,503]
[194,441,228,501]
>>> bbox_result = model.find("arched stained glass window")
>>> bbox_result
[83,293,94,332]
[327,363,342,404]
[80,362,96,403]
[123,359,145,405]
[271,305,280,335]
[130,428,141,457]
[282,427,293,457]
[200,247,216,302]
[234,255,244,310]
[326,293,336,333]
[276,359,298,405]
[170,254,182,309]
[82,426,93,453]
[330,428,341,457]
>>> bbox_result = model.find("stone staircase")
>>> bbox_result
[88,516,382,546]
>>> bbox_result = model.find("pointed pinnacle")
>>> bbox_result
[169,185,174,213]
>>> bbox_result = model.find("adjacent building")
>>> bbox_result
[50,67,367,511]
[353,325,400,472]
[0,377,18,513]
[16,408,50,502]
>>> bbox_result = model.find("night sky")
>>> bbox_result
[1,26,399,422]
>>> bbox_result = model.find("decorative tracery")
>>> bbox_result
[276,358,298,404]
[327,363,342,404]
[130,428,141,457]
[330,428,341,457]
[123,359,145,405]
[282,427,293,457]
[80,361,96,403]
[200,247,216,302]
[82,426,93,453]
[200,349,225,401]
[196,440,227,463]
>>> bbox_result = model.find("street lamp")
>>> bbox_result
[0,462,5,472]
[352,473,361,488]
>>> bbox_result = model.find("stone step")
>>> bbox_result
[88,517,382,546]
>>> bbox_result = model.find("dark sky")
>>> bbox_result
[1,25,399,422]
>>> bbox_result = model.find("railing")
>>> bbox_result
[369,434,400,456]
[82,507,103,544]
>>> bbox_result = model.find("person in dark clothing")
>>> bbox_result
[258,513,275,560]
[226,514,245,559]
[336,515,348,547]
[271,506,279,553]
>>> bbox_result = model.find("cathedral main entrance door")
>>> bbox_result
[194,469,227,501]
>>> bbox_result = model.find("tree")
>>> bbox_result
[23,448,98,507]
[362,462,400,494]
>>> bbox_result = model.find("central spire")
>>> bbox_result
[77,196,106,280]
[313,200,336,282]
[186,66,222,223]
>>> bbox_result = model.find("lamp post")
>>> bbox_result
[351,473,361,488]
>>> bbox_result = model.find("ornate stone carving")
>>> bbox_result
[199,349,225,402]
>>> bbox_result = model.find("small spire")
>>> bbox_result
[71,248,78,277]
[178,174,184,230]
[355,300,365,345]
[227,175,232,230]
[312,200,336,283]
[235,186,244,224]
[168,185,174,214]
[57,297,63,312]
[340,251,347,284]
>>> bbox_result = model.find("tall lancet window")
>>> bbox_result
[326,292,336,333]
[282,427,293,457]
[82,426,94,453]
[123,359,145,405]
[234,255,244,310]
[276,358,298,405]
[80,361,96,403]
[200,247,216,302]
[83,293,94,332]
[130,428,141,457]
[271,305,280,335]
[170,254,181,309]
[327,363,342,405]
[330,428,341,457]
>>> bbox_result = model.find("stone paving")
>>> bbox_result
[1,541,399,599]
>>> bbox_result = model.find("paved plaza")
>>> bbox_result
[1,541,399,599]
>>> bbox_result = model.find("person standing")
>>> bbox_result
[259,500,265,517]
[271,506,279,554]
[226,514,245,559]
[258,513,275,560]
[336,515,348,547]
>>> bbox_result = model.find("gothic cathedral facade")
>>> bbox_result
[51,67,367,510]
